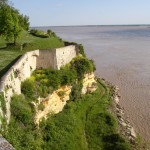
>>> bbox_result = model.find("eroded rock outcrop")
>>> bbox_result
[34,73,97,125]
[34,85,72,125]
[82,73,97,94]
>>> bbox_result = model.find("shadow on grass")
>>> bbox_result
[0,55,22,78]
[0,46,7,50]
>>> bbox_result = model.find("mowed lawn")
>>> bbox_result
[0,31,64,78]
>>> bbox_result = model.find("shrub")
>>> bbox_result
[78,44,86,57]
[30,29,49,38]
[47,29,56,37]
[103,134,131,150]
[60,68,77,85]
[70,56,95,79]
[70,81,83,101]
[21,78,36,99]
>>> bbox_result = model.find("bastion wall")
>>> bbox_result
[0,45,77,124]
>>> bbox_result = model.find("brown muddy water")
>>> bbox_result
[39,26,150,141]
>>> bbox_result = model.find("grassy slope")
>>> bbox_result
[39,80,130,150]
[2,80,131,150]
[0,31,64,78]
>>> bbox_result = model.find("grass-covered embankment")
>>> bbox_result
[0,30,64,78]
[2,79,131,150]
[39,80,131,150]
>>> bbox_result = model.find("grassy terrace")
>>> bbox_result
[0,31,64,78]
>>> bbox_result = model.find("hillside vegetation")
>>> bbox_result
[0,51,131,149]
[2,80,131,150]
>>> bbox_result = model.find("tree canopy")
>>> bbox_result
[0,0,30,45]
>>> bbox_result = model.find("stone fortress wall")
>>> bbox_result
[0,45,77,124]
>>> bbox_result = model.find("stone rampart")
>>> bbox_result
[55,45,76,69]
[0,45,77,124]
[0,50,39,123]
[36,49,56,69]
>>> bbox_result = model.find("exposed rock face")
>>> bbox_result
[34,85,72,125]
[82,73,97,94]
[35,73,97,125]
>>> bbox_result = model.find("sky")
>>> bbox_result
[11,0,150,27]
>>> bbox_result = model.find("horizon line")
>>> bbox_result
[31,24,150,28]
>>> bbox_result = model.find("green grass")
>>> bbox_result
[40,80,130,150]
[0,31,64,78]
[2,80,131,150]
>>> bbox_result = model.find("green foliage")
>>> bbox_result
[21,56,95,100]
[30,29,59,39]
[71,56,96,79]
[30,29,49,38]
[59,68,77,85]
[38,103,45,111]
[79,44,86,57]
[2,94,41,149]
[64,41,86,56]
[47,29,56,37]
[0,92,7,129]
[70,81,83,101]
[21,78,36,99]
[2,80,131,150]
[18,15,30,31]
[0,92,6,114]
[0,0,29,44]
[11,94,34,125]
[102,134,131,150]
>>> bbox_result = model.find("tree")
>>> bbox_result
[19,14,30,30]
[0,0,29,45]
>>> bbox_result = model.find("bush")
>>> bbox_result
[70,81,83,101]
[21,78,36,99]
[70,56,95,79]
[103,134,131,150]
[60,68,77,85]
[78,44,86,57]
[30,29,49,38]
[22,56,95,99]
[47,29,56,37]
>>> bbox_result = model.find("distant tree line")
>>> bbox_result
[0,0,30,45]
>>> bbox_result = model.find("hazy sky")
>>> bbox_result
[11,0,150,26]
